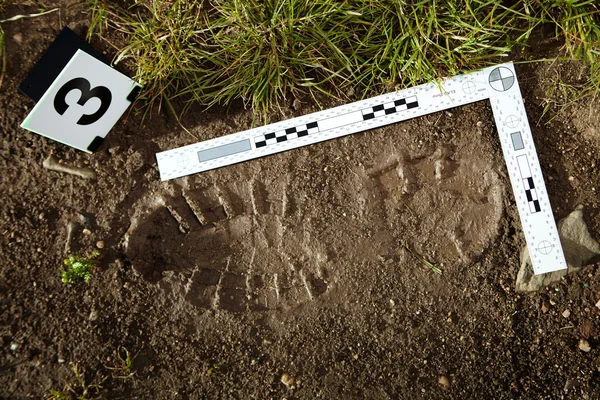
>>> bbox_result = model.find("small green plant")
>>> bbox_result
[61,251,99,284]
[106,346,140,379]
[87,0,109,40]
[206,363,224,376]
[404,245,443,275]
[47,363,103,400]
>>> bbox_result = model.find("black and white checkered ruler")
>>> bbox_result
[156,63,567,275]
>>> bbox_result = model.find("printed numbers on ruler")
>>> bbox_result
[21,50,139,153]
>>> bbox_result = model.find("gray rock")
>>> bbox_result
[516,205,600,292]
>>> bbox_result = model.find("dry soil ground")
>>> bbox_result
[1,3,600,400]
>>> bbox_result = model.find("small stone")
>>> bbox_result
[10,343,18,351]
[96,241,105,249]
[578,339,591,353]
[516,205,600,292]
[281,373,295,388]
[562,309,571,318]
[292,98,302,110]
[438,375,450,389]
[541,301,550,313]
[13,33,23,45]
[82,228,91,235]
[596,299,600,310]
[58,358,65,363]
[77,213,94,228]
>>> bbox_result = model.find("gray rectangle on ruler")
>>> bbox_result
[319,111,363,131]
[197,140,251,162]
[510,132,524,151]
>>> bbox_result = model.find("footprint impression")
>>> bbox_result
[123,176,332,312]
[123,123,505,313]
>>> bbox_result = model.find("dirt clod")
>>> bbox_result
[438,375,450,389]
[579,319,594,339]
[541,301,550,313]
[280,373,295,388]
[578,339,592,353]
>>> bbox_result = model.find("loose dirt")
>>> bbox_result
[1,4,599,399]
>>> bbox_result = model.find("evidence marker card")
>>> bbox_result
[21,49,140,153]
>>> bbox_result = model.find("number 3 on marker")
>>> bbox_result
[53,77,112,125]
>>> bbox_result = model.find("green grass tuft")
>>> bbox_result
[87,0,109,41]
[48,363,103,400]
[89,0,599,121]
[108,0,211,117]
[184,0,357,120]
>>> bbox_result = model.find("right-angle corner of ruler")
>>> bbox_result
[482,63,567,275]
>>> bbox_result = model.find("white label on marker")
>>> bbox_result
[21,50,139,153]
[156,62,567,275]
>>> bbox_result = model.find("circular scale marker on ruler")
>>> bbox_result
[504,115,521,129]
[488,67,515,92]
[536,240,554,255]
[156,62,567,275]
[177,154,190,169]
[462,81,477,94]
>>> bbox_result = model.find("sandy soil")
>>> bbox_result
[1,3,599,399]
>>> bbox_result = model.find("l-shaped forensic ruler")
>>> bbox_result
[156,63,567,275]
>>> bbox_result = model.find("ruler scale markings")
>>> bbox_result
[156,63,567,275]
[156,73,490,180]
[487,66,566,274]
